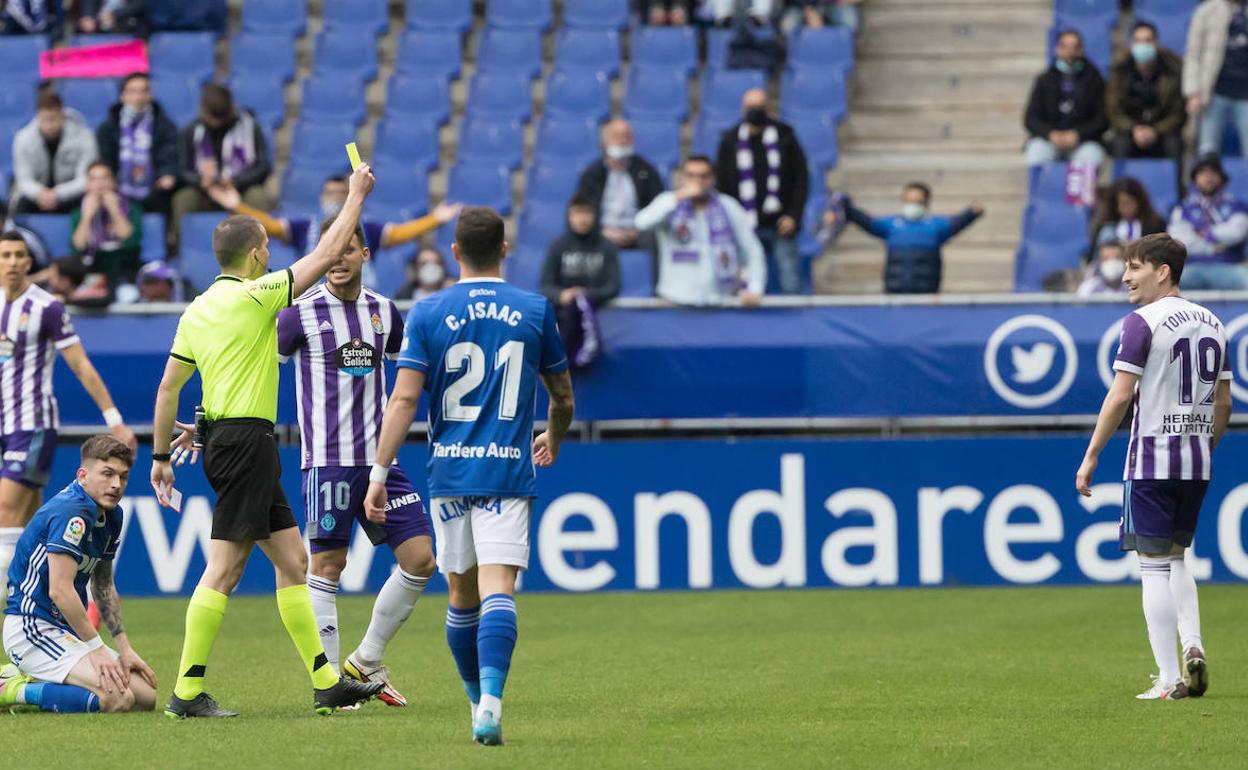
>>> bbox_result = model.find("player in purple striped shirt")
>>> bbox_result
[275,217,434,707]
[0,231,137,609]
[1077,233,1233,701]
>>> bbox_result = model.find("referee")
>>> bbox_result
[150,164,384,718]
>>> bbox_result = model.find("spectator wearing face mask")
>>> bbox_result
[96,73,180,217]
[12,89,98,215]
[398,246,455,300]
[829,182,984,294]
[1077,240,1130,296]
[574,119,666,249]
[1023,29,1108,166]
[1186,0,1248,158]
[69,161,143,290]
[1107,22,1184,161]
[1167,155,1248,290]
[541,195,621,368]
[715,89,809,295]
[636,155,767,307]
[1089,177,1168,249]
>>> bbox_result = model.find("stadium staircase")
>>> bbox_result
[818,0,1051,293]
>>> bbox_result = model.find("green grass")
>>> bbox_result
[6,585,1248,769]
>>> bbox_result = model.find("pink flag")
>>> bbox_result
[39,40,149,80]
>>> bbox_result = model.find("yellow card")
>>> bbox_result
[345,142,362,171]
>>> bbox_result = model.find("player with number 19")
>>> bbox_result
[1076,233,1233,701]
[366,207,575,746]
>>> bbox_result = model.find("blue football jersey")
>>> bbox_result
[5,481,123,630]
[398,277,569,498]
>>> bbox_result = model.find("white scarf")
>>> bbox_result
[736,123,782,228]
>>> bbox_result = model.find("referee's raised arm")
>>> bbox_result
[289,164,375,297]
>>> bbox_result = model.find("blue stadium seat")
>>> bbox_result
[1014,236,1088,292]
[1133,0,1197,9]
[394,30,461,81]
[701,70,767,117]
[229,32,297,83]
[0,36,47,85]
[405,0,473,32]
[302,74,368,125]
[369,245,411,297]
[1133,8,1193,54]
[476,28,543,79]
[1028,162,1071,205]
[533,117,600,167]
[619,249,654,298]
[384,75,452,125]
[505,246,543,291]
[632,26,696,77]
[525,161,580,206]
[630,119,680,174]
[67,34,140,47]
[1053,0,1117,25]
[322,0,389,36]
[59,79,119,128]
[562,0,629,29]
[148,32,215,86]
[313,31,380,81]
[229,74,286,130]
[241,0,307,36]
[1021,201,1091,244]
[0,88,35,127]
[289,121,359,168]
[150,0,228,35]
[788,113,839,173]
[372,118,441,173]
[1223,158,1248,201]
[780,70,848,122]
[368,166,430,221]
[544,70,611,123]
[0,120,20,200]
[458,118,525,171]
[517,200,565,253]
[787,27,854,75]
[447,163,512,215]
[280,165,329,213]
[465,72,533,123]
[140,214,166,263]
[1048,23,1112,75]
[622,67,690,122]
[706,26,779,71]
[151,76,201,127]
[554,28,620,79]
[486,0,552,31]
[179,213,229,292]
[691,114,732,157]
[14,214,71,257]
[1112,159,1180,217]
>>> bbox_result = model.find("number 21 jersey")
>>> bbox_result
[398,278,568,498]
[1114,296,1231,480]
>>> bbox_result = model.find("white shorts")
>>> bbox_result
[2,613,116,684]
[430,496,531,574]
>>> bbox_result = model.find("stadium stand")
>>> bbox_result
[405,0,474,33]
[1111,160,1179,220]
[486,0,554,32]
[631,26,698,77]
[240,0,307,36]
[147,32,216,86]
[312,31,381,82]
[554,28,622,79]
[322,0,390,36]
[229,32,298,83]
[394,30,462,81]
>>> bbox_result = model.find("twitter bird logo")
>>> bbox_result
[1011,343,1056,384]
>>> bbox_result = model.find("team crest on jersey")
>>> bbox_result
[320,513,336,532]
[676,223,691,243]
[64,516,86,546]
[371,312,384,334]
[0,333,13,365]
[17,312,28,328]
[336,338,378,377]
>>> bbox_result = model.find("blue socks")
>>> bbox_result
[478,594,518,706]
[446,604,481,705]
[22,682,100,713]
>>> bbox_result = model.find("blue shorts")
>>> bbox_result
[1121,479,1209,554]
[0,429,56,489]
[302,465,431,554]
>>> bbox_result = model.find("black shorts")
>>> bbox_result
[202,418,295,542]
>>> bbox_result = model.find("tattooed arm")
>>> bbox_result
[92,559,158,689]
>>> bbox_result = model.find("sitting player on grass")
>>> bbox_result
[0,434,157,713]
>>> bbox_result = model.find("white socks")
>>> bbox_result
[307,575,340,672]
[1169,552,1203,653]
[354,568,429,667]
[478,694,503,721]
[1139,556,1180,685]
[0,527,22,605]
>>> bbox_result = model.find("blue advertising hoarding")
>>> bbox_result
[41,435,1248,597]
[53,301,1248,424]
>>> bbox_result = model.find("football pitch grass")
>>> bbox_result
[6,584,1248,769]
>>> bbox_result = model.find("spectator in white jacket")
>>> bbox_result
[635,155,766,307]
[12,90,98,215]
[1167,156,1248,289]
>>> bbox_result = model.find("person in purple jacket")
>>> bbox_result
[1167,155,1248,290]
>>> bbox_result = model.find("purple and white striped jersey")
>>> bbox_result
[276,285,404,469]
[0,284,79,434]
[1113,296,1232,481]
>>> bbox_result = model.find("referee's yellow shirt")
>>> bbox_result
[169,269,293,423]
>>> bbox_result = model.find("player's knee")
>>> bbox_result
[312,558,345,583]
[99,688,135,713]
[400,549,436,578]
